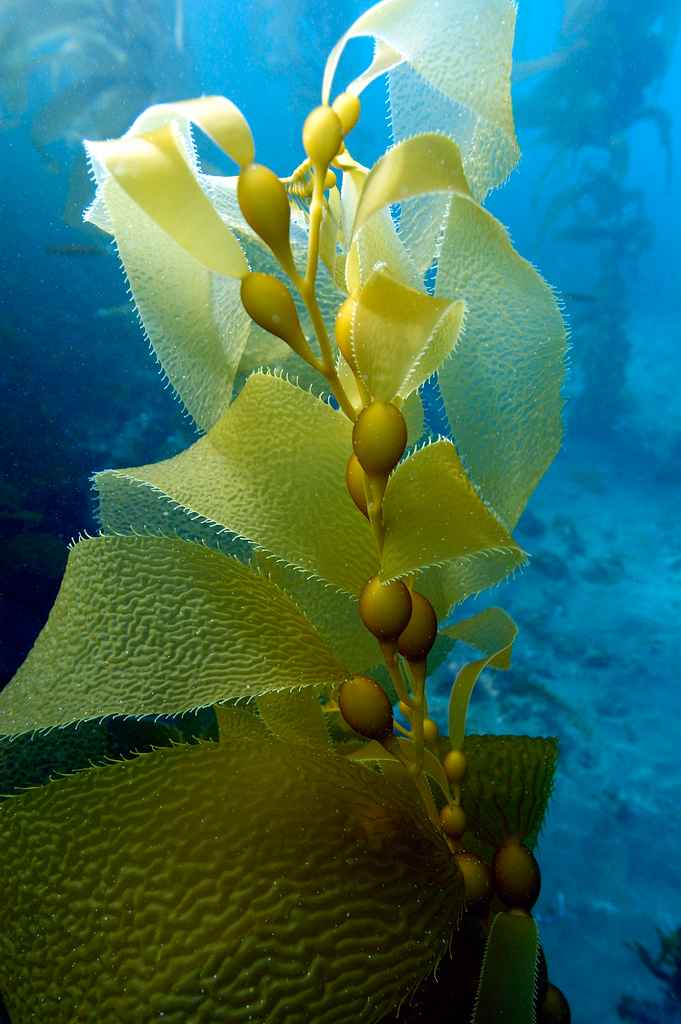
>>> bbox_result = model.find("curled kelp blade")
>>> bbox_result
[381,441,525,600]
[126,96,255,168]
[435,196,567,532]
[351,264,464,402]
[443,607,518,749]
[351,134,473,244]
[0,535,352,736]
[473,912,539,1024]
[344,135,470,297]
[86,142,250,431]
[83,97,268,432]
[0,737,463,1024]
[87,121,248,279]
[95,372,379,597]
[323,0,519,200]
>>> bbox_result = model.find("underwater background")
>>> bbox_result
[0,0,680,1021]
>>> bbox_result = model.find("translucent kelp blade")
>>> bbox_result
[0,536,351,737]
[349,203,423,295]
[418,550,526,624]
[214,703,268,743]
[350,134,472,244]
[126,95,255,169]
[257,689,331,748]
[86,122,247,279]
[352,265,464,402]
[90,175,251,432]
[473,912,538,1024]
[381,440,525,582]
[95,373,378,597]
[323,0,519,200]
[250,555,383,676]
[339,157,422,296]
[95,478,380,679]
[0,740,463,1024]
[95,468,250,557]
[461,735,559,847]
[442,608,518,750]
[397,301,464,401]
[436,195,567,531]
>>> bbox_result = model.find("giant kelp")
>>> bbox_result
[0,1,570,1021]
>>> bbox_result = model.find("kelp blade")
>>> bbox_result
[0,738,463,1024]
[435,196,566,531]
[444,607,518,749]
[461,735,559,847]
[473,912,539,1024]
[381,440,525,586]
[88,123,247,279]
[323,0,519,199]
[0,536,351,736]
[96,372,379,596]
[352,264,463,402]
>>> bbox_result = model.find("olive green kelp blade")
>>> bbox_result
[0,535,351,736]
[96,371,379,597]
[444,607,518,749]
[435,196,566,532]
[473,912,539,1024]
[0,737,463,1024]
[462,735,559,848]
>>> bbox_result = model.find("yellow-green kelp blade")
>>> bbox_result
[96,372,379,597]
[86,168,250,432]
[351,134,473,244]
[381,440,525,589]
[126,95,255,168]
[461,734,559,848]
[347,134,472,287]
[94,480,384,681]
[352,264,464,402]
[0,738,463,1024]
[473,912,539,1024]
[443,607,518,749]
[339,154,423,297]
[87,122,248,279]
[0,535,352,737]
[435,196,567,531]
[323,0,519,200]
[250,555,384,677]
[85,149,345,431]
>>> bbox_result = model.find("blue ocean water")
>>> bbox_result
[0,1,680,1021]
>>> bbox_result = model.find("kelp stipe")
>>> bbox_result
[0,1,570,1022]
